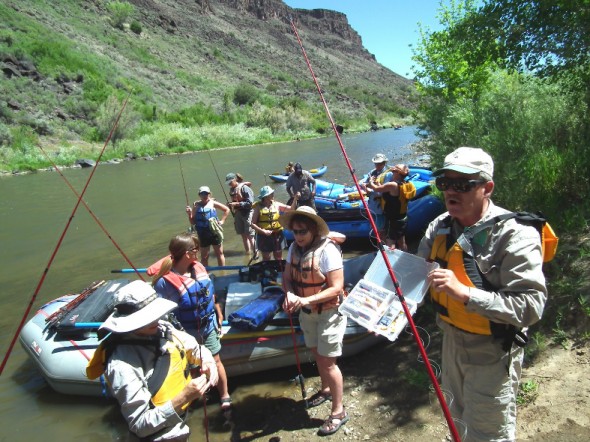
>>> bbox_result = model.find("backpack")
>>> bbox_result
[461,211,558,263]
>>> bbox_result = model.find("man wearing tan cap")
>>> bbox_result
[418,147,547,441]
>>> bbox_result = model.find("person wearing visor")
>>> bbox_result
[366,163,415,250]
[87,280,218,441]
[417,147,547,441]
[360,153,393,237]
[186,185,230,267]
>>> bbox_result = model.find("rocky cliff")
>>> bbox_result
[2,0,414,140]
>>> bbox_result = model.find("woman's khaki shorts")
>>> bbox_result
[299,308,347,357]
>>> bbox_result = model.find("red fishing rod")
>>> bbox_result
[0,92,131,376]
[36,143,145,281]
[286,306,307,406]
[289,19,461,442]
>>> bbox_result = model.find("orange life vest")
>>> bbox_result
[290,238,341,312]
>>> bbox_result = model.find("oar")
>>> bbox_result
[111,265,244,274]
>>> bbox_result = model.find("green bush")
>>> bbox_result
[130,20,142,35]
[106,1,135,30]
[95,95,140,146]
[233,83,259,106]
[0,123,12,146]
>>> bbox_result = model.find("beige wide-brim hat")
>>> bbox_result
[100,280,177,334]
[279,206,329,237]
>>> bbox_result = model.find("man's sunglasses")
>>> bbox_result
[435,176,487,193]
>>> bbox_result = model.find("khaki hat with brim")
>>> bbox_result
[372,153,388,163]
[100,280,177,334]
[279,206,329,237]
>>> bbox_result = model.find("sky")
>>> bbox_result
[282,1,449,79]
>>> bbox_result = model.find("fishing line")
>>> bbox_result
[205,147,233,216]
[177,153,194,229]
[0,91,131,376]
[289,20,461,441]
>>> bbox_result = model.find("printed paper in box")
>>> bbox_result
[339,249,438,341]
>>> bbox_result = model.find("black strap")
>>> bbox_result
[440,216,529,351]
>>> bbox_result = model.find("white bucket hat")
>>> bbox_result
[279,206,330,237]
[100,280,177,334]
[434,147,494,178]
[258,185,275,200]
[372,153,388,163]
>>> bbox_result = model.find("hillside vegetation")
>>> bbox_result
[0,0,414,173]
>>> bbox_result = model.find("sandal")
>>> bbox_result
[317,410,349,436]
[220,396,232,410]
[307,390,332,408]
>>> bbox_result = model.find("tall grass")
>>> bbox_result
[421,69,590,347]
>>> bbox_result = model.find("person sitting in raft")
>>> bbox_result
[285,161,295,174]
[186,185,230,267]
[279,206,349,436]
[366,163,416,251]
[87,280,218,441]
[149,233,233,416]
[251,185,297,261]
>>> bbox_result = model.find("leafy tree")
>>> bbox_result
[412,0,497,102]
[411,0,590,229]
[478,0,590,77]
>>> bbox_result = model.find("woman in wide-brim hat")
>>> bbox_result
[279,206,350,436]
[251,185,296,261]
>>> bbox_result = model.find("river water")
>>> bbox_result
[0,127,423,441]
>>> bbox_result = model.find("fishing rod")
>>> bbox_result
[177,153,193,229]
[205,147,233,216]
[285,300,307,406]
[35,143,145,281]
[289,20,460,441]
[0,92,131,376]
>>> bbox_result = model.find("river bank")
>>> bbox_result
[189,306,590,442]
